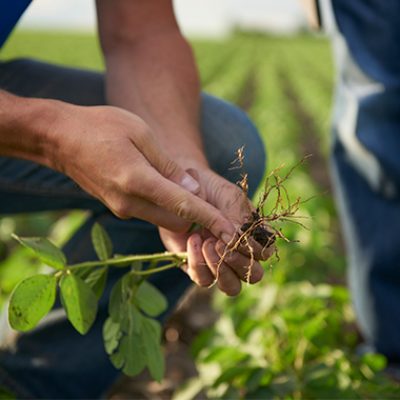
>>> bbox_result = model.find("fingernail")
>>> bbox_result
[208,240,216,249]
[191,234,201,250]
[221,232,234,244]
[180,174,200,194]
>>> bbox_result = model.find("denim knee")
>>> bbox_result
[200,93,266,198]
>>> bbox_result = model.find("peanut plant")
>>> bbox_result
[8,223,187,382]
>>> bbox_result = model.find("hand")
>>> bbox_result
[46,103,236,240]
[159,168,275,296]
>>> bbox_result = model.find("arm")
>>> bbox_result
[0,90,56,167]
[96,0,207,169]
[0,89,235,238]
[96,0,271,295]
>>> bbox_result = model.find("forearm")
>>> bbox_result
[0,90,58,167]
[102,31,208,169]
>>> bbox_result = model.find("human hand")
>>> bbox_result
[159,168,275,296]
[46,103,236,241]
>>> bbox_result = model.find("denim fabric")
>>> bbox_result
[0,59,266,398]
[326,1,400,361]
[0,0,32,48]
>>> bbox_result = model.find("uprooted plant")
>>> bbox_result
[6,151,306,381]
[215,150,309,283]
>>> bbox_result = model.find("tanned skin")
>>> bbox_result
[0,0,271,295]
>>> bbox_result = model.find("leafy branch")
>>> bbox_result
[8,223,187,382]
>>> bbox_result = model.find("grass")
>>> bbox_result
[1,29,399,398]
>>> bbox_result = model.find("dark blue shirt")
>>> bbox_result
[0,0,32,48]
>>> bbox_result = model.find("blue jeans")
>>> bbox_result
[326,0,400,361]
[0,59,266,398]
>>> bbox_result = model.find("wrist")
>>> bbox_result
[0,92,65,169]
[24,97,64,169]
[150,129,209,172]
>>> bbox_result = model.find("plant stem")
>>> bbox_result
[67,252,188,271]
[129,262,180,276]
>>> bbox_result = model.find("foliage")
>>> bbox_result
[7,223,186,382]
[8,274,57,332]
[175,284,398,399]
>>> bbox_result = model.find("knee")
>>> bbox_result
[0,58,35,70]
[200,93,266,198]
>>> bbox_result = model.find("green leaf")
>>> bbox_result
[9,274,57,332]
[109,277,131,322]
[109,274,140,323]
[60,274,98,334]
[85,267,108,299]
[12,235,66,270]
[91,223,113,261]
[245,386,274,399]
[120,303,142,335]
[120,333,147,376]
[109,331,146,376]
[110,348,124,369]
[141,317,165,382]
[108,276,142,334]
[202,346,245,364]
[213,365,249,387]
[103,317,122,355]
[135,281,167,317]
[246,368,269,392]
[362,353,387,373]
[303,312,327,340]
[109,279,123,321]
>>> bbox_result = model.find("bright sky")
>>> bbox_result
[18,0,306,37]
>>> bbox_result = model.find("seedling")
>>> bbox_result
[215,150,309,283]
[8,225,186,381]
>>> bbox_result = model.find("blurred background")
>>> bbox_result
[19,0,306,36]
[1,1,399,399]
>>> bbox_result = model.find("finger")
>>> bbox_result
[186,168,207,201]
[115,138,236,241]
[202,239,241,296]
[99,143,234,238]
[135,133,201,195]
[215,241,264,284]
[233,231,273,261]
[261,243,276,260]
[105,193,191,232]
[158,227,189,253]
[139,168,236,243]
[186,234,214,287]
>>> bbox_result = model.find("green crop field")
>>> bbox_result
[0,30,399,399]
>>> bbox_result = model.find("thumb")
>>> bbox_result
[137,132,201,195]
[185,168,207,202]
[142,171,237,244]
[136,134,236,241]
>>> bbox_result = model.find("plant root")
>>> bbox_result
[213,151,310,285]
